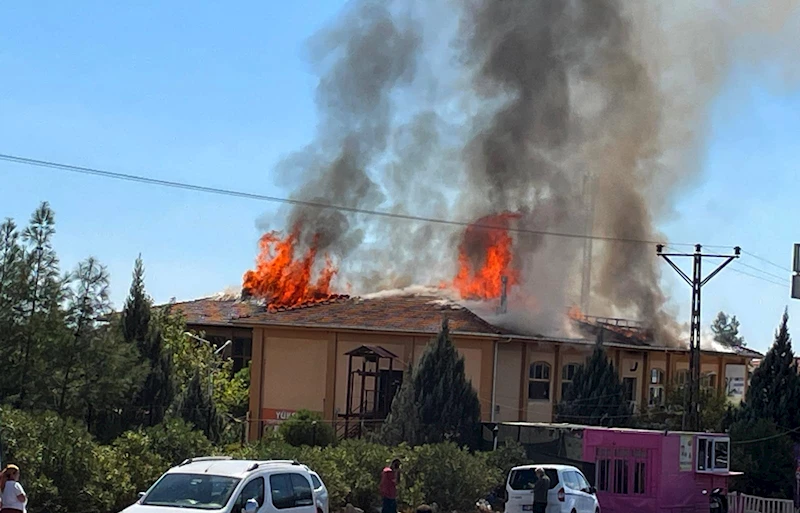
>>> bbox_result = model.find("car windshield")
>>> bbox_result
[142,473,240,510]
[508,468,560,490]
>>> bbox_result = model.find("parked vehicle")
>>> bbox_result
[505,464,600,513]
[121,456,320,513]
[308,470,329,513]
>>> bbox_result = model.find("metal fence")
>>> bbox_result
[728,492,795,513]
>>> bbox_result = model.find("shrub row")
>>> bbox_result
[1,406,526,513]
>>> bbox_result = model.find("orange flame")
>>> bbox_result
[568,305,584,321]
[453,212,521,300]
[242,225,338,310]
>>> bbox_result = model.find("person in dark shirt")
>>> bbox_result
[532,468,550,513]
[379,459,401,513]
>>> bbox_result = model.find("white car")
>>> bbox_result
[308,471,328,513]
[122,457,320,513]
[505,464,600,513]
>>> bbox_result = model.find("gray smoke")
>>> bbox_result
[260,0,800,342]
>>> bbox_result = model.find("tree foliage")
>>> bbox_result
[711,311,745,348]
[730,418,795,498]
[380,319,481,447]
[279,409,336,448]
[741,310,800,437]
[557,333,631,426]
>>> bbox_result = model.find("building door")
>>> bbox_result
[377,369,403,416]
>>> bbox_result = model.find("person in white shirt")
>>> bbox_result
[0,464,27,513]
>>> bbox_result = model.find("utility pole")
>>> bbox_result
[792,244,800,300]
[580,173,596,314]
[656,244,740,431]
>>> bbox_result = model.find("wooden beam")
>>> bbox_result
[641,351,649,409]
[247,328,265,441]
[518,343,528,421]
[324,332,338,421]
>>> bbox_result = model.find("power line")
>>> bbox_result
[730,266,788,288]
[737,261,788,282]
[742,249,793,274]
[732,424,800,445]
[0,152,722,248]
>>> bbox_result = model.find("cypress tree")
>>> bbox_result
[121,255,150,345]
[557,332,631,426]
[743,310,800,437]
[120,256,174,427]
[379,318,481,447]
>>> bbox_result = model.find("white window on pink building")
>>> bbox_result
[595,447,650,496]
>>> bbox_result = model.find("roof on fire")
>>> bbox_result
[173,294,504,336]
[169,295,763,358]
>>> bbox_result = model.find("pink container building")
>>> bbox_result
[491,422,742,513]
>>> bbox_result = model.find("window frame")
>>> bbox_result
[595,447,651,497]
[674,369,690,387]
[695,436,730,474]
[561,363,579,399]
[235,476,265,511]
[528,362,551,401]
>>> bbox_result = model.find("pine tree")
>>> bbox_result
[122,255,151,345]
[379,318,481,447]
[120,256,174,428]
[176,370,222,443]
[742,310,800,436]
[17,202,65,408]
[711,311,745,348]
[557,332,631,426]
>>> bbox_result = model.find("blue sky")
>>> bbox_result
[1,2,797,354]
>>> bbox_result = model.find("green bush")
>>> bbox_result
[403,442,501,512]
[145,417,215,465]
[279,410,336,447]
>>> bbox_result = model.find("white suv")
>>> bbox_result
[121,457,320,513]
[505,464,600,513]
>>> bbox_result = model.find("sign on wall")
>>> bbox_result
[679,435,693,472]
[725,364,746,404]
[261,408,325,424]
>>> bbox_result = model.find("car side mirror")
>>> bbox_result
[589,486,597,495]
[244,498,258,513]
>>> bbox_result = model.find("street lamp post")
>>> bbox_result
[184,332,232,398]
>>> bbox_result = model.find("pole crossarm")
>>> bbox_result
[655,244,740,431]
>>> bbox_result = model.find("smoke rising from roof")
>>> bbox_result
[258,0,800,341]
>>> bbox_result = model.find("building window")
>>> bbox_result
[675,369,690,387]
[596,448,612,492]
[561,363,579,398]
[697,437,730,473]
[613,459,629,494]
[649,369,665,406]
[701,372,718,390]
[596,447,650,496]
[633,461,646,494]
[622,377,636,405]
[528,362,551,401]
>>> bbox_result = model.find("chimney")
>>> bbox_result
[497,276,508,314]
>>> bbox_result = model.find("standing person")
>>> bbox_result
[379,459,401,513]
[0,464,27,513]
[532,468,549,513]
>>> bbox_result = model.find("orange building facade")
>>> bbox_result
[173,295,760,441]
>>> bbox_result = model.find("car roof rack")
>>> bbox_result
[179,456,233,467]
[248,459,305,471]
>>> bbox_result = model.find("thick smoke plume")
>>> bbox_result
[260,0,800,342]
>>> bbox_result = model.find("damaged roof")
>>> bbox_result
[169,295,763,357]
[174,295,504,336]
